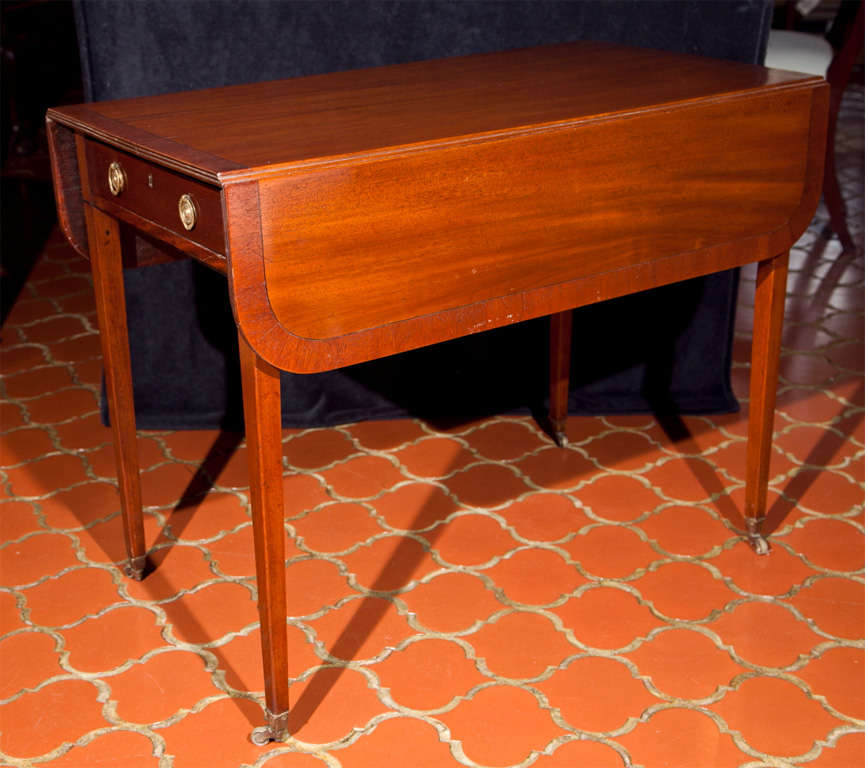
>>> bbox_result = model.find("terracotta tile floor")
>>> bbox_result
[1,87,863,768]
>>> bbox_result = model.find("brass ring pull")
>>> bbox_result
[107,161,126,196]
[178,193,198,230]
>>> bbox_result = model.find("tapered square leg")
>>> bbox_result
[744,251,789,555]
[84,205,147,580]
[238,333,290,744]
[549,309,573,447]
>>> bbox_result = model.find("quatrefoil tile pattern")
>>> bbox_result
[1,87,863,768]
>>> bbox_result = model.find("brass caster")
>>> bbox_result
[250,726,273,746]
[747,533,771,556]
[124,555,146,581]
[745,518,771,556]
[251,708,288,745]
[548,417,567,448]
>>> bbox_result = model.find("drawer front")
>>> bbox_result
[85,140,225,255]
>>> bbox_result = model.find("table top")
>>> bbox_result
[48,41,819,185]
[47,42,827,374]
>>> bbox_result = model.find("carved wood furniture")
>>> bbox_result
[47,42,828,743]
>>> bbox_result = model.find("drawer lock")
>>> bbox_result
[178,194,198,230]
[107,161,126,196]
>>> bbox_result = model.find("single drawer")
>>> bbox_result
[85,139,225,255]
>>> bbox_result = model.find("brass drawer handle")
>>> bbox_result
[107,161,126,196]
[178,193,198,230]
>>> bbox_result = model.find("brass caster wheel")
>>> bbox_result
[251,708,288,745]
[250,726,273,746]
[553,430,568,448]
[747,533,771,556]
[124,555,146,581]
[745,518,771,556]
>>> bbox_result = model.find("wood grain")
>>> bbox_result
[83,204,147,578]
[46,119,88,259]
[238,332,289,738]
[549,310,573,445]
[47,42,822,183]
[227,84,826,374]
[258,89,811,339]
[745,252,790,540]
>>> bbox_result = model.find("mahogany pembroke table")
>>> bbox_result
[46,43,828,743]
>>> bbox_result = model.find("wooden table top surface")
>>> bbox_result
[47,41,819,184]
[47,41,827,373]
